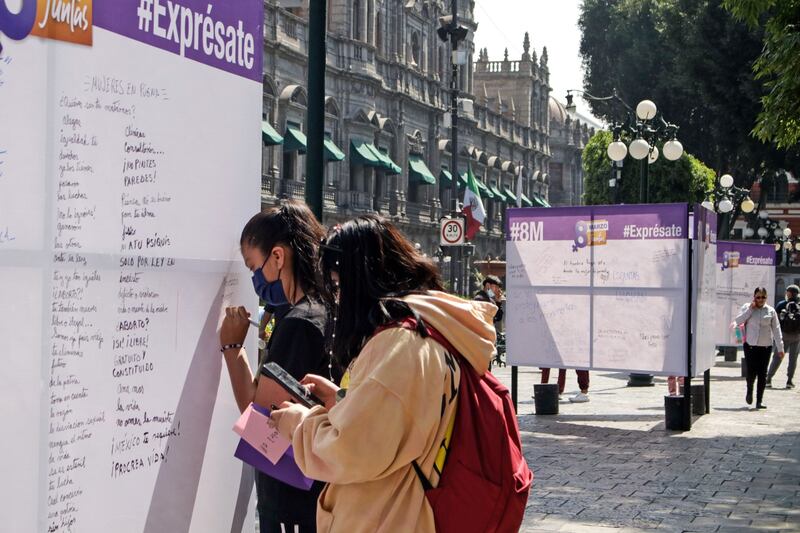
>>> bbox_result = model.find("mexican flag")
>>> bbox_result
[462,164,486,240]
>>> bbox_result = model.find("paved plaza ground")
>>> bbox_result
[491,355,800,532]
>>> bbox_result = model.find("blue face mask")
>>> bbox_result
[252,257,289,307]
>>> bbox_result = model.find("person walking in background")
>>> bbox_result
[474,274,504,331]
[539,368,590,403]
[667,375,684,396]
[768,284,800,389]
[735,287,784,409]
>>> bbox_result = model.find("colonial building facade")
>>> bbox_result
[260,0,594,260]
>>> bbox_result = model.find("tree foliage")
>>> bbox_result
[578,0,794,185]
[583,131,715,205]
[722,0,800,149]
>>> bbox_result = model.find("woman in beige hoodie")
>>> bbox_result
[271,216,496,532]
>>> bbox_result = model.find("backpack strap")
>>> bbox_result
[373,318,462,493]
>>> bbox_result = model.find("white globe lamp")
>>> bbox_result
[718,199,734,213]
[784,227,792,237]
[629,138,650,160]
[741,198,755,213]
[719,174,734,188]
[758,227,768,238]
[759,210,769,219]
[636,100,657,120]
[785,241,793,250]
[744,227,755,238]
[648,146,659,164]
[774,228,784,238]
[607,141,628,161]
[663,139,683,161]
[701,200,714,211]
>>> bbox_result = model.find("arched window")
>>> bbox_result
[353,0,361,40]
[376,16,383,54]
[411,32,420,66]
[367,0,374,45]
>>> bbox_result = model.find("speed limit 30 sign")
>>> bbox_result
[440,218,465,246]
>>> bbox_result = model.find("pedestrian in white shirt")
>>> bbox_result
[735,287,785,409]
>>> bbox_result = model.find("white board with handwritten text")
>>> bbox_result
[505,204,690,375]
[0,2,262,531]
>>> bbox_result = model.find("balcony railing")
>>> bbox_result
[347,190,373,212]
[405,201,431,225]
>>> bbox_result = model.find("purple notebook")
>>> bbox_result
[233,404,315,491]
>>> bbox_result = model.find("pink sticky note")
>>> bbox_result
[233,405,254,437]
[236,405,291,465]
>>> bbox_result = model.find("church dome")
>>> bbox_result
[548,96,569,126]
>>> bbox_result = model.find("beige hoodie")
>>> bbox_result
[275,291,496,532]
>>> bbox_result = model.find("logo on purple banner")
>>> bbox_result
[94,0,262,82]
[573,219,608,251]
[717,241,774,270]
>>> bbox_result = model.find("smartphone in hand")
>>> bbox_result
[259,362,322,408]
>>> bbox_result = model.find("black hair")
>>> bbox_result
[240,200,326,299]
[320,215,444,368]
[754,287,768,297]
[483,275,503,288]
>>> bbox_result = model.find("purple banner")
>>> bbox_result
[693,204,718,243]
[506,203,689,243]
[95,0,263,82]
[717,240,776,269]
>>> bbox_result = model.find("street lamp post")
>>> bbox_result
[701,174,755,240]
[567,91,688,387]
[438,1,468,296]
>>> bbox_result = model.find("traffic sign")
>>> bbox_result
[440,218,465,246]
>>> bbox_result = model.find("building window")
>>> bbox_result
[411,32,420,66]
[376,17,383,54]
[367,0,374,45]
[353,0,361,40]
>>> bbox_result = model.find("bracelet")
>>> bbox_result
[220,343,244,353]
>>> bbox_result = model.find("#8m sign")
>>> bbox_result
[440,218,464,246]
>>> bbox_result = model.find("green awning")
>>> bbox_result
[323,137,345,161]
[408,155,436,185]
[531,194,548,207]
[490,185,506,201]
[262,121,284,146]
[374,147,401,175]
[519,193,534,207]
[441,169,469,187]
[351,139,382,166]
[503,188,518,203]
[477,180,494,199]
[283,125,307,152]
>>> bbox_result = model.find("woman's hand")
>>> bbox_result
[220,306,250,347]
[270,401,310,440]
[301,374,340,410]
[778,351,785,359]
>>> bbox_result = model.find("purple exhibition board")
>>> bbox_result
[505,204,690,375]
[715,241,776,346]
[1,2,262,532]
[692,204,719,376]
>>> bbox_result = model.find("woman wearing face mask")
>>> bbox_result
[218,200,329,533]
[735,287,784,410]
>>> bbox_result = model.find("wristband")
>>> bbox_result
[220,343,244,353]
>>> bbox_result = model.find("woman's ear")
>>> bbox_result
[271,246,286,271]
